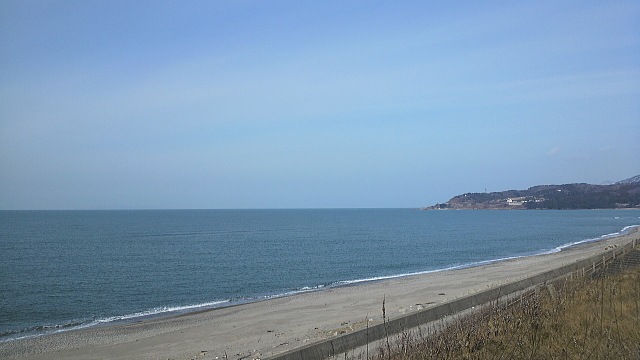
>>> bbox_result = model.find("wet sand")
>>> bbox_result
[2,228,638,360]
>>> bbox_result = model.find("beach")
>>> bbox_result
[2,228,638,360]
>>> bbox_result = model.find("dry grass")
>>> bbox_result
[372,266,640,360]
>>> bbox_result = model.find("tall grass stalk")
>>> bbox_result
[372,266,640,360]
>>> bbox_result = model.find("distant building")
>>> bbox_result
[507,197,527,206]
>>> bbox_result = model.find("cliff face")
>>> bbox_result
[426,175,640,210]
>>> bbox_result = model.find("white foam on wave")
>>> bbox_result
[545,224,640,254]
[5,224,639,343]
[257,284,327,300]
[1,299,230,343]
[333,225,640,288]
[335,253,536,287]
[90,300,231,326]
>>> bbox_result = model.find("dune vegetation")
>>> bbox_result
[374,254,640,359]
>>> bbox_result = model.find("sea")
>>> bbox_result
[1,209,639,342]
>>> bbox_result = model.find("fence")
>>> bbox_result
[266,237,639,360]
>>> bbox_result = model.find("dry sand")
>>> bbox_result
[2,228,638,360]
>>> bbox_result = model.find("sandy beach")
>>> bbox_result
[2,228,638,360]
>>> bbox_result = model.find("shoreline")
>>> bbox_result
[4,224,636,344]
[2,227,639,359]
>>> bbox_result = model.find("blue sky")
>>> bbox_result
[1,0,639,209]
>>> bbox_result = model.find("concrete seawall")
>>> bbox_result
[267,236,638,360]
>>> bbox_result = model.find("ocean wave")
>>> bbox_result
[4,224,638,343]
[259,284,328,300]
[549,224,639,253]
[0,320,86,340]
[333,254,533,287]
[333,224,640,286]
[1,299,230,343]
[89,300,231,326]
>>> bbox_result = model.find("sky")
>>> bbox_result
[1,0,639,210]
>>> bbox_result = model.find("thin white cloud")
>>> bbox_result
[547,147,561,157]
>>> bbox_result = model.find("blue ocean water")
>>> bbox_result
[1,209,639,341]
